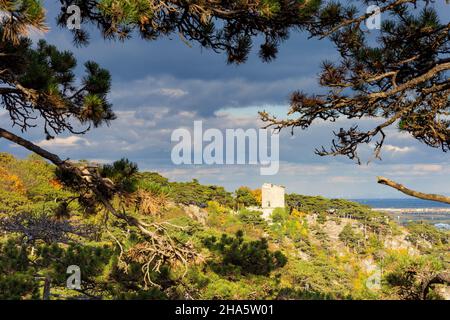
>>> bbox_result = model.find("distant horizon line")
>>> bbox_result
[347,198,450,200]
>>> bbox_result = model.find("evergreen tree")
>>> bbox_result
[57,0,321,63]
[260,0,450,203]
[0,1,318,285]
[235,186,259,208]
[203,230,287,276]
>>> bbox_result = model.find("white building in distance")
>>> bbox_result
[261,183,285,220]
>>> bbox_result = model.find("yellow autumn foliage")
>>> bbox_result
[251,188,262,206]
[0,166,26,194]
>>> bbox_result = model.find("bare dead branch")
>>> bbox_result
[377,176,450,205]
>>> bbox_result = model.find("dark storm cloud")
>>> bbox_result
[43,1,335,83]
[1,2,448,198]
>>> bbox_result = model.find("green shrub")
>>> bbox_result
[317,212,327,224]
[406,222,449,247]
[339,224,364,251]
[203,231,287,276]
[383,253,445,300]
[238,209,266,226]
[271,207,289,223]
[235,187,258,208]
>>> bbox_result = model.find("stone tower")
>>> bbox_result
[261,183,285,219]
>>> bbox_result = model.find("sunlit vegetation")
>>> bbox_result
[0,153,448,300]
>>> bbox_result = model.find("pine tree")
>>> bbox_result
[0,1,318,292]
[260,0,450,203]
[57,0,321,63]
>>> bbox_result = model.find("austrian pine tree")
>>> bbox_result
[0,0,321,291]
[260,0,450,203]
[57,0,321,63]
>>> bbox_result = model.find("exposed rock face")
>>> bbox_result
[182,204,208,225]
[383,231,419,255]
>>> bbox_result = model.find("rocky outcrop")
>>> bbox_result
[181,204,208,225]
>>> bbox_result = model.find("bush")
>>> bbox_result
[317,212,327,224]
[339,224,364,251]
[238,209,265,227]
[383,253,445,300]
[206,201,239,230]
[170,179,234,208]
[271,208,289,223]
[203,231,287,276]
[406,222,449,247]
[235,187,258,208]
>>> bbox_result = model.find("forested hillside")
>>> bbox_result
[0,153,448,300]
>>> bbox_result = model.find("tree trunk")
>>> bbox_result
[421,272,450,300]
[0,127,64,166]
[43,277,51,300]
[377,176,450,205]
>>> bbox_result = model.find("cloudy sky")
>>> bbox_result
[1,1,449,198]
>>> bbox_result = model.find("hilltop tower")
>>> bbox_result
[261,183,285,219]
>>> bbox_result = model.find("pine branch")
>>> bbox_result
[377,176,450,205]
